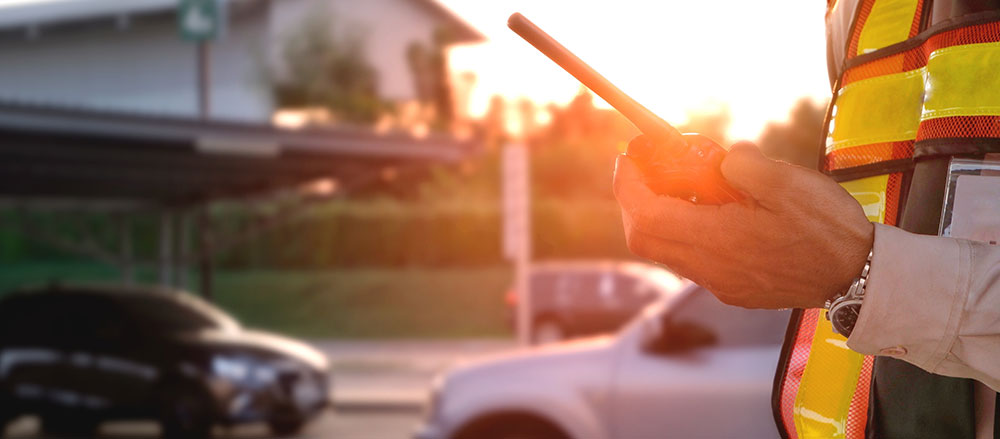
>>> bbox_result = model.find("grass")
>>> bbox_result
[0,262,513,339]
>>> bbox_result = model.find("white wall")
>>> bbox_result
[0,0,454,121]
[0,10,273,122]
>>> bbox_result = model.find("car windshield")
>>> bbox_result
[668,288,789,346]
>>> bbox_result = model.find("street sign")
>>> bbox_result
[178,0,223,41]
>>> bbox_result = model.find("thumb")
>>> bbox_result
[719,142,787,197]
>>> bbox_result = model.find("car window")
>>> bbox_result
[114,295,228,332]
[614,273,653,303]
[0,293,122,341]
[668,288,789,346]
[0,295,56,339]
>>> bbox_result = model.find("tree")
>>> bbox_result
[407,28,457,130]
[757,98,828,169]
[269,14,383,123]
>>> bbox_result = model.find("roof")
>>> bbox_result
[0,0,485,42]
[0,99,477,205]
[408,0,485,43]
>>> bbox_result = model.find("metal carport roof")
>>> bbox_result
[0,100,476,205]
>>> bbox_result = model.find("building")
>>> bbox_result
[0,0,483,122]
[0,0,485,294]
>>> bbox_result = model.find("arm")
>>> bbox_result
[849,224,1000,391]
[613,137,1000,388]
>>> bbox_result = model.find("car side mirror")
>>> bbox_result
[644,320,718,354]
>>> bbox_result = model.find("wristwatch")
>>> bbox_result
[825,249,873,338]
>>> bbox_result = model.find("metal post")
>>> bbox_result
[197,208,213,300]
[176,213,190,290]
[119,215,133,285]
[503,143,532,346]
[197,42,210,119]
[159,211,174,286]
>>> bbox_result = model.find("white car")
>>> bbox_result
[415,284,790,439]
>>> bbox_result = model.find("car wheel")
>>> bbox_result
[454,414,569,439]
[40,414,99,438]
[268,417,306,437]
[160,387,213,439]
[532,319,565,345]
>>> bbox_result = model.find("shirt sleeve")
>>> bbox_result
[847,222,1000,391]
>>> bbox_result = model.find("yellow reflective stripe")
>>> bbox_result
[828,70,923,153]
[840,175,889,222]
[793,319,864,439]
[792,176,886,439]
[856,0,920,55]
[922,42,1000,119]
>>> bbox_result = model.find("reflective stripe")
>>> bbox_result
[789,176,888,439]
[923,42,1000,119]
[840,175,890,222]
[793,319,863,438]
[856,0,922,55]
[828,70,923,152]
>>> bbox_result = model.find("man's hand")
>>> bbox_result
[613,138,874,309]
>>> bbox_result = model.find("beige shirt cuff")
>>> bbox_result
[846,223,1000,391]
[847,223,969,374]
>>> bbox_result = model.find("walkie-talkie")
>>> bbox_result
[508,13,741,204]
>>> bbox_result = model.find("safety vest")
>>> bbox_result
[773,1,1000,438]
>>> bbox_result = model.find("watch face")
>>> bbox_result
[831,303,862,336]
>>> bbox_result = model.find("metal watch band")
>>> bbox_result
[825,249,873,309]
[825,249,873,337]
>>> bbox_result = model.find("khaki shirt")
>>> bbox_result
[848,223,1000,438]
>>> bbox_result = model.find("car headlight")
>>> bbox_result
[212,356,251,382]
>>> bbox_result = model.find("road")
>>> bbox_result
[6,408,422,439]
[3,339,519,439]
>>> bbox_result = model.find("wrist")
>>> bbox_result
[825,244,873,337]
[825,221,875,304]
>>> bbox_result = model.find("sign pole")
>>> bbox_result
[503,143,532,346]
[178,0,222,120]
[198,41,210,119]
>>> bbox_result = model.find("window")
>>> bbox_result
[667,288,789,346]
[114,296,228,333]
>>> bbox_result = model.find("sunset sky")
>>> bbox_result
[0,0,834,140]
[438,0,832,141]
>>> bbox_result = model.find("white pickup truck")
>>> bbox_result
[415,284,790,439]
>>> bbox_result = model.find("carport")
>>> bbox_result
[0,100,476,297]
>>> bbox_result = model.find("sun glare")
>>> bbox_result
[441,0,830,141]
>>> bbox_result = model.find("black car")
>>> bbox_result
[0,284,330,438]
[506,261,687,344]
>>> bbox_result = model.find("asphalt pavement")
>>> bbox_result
[3,339,519,439]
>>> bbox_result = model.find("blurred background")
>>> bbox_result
[0,0,829,438]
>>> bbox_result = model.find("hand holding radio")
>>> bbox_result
[509,12,873,308]
[613,142,874,309]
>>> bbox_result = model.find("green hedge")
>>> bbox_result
[219,199,632,268]
[1,200,634,270]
